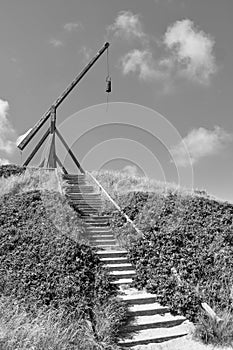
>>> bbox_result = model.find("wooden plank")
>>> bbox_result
[17,42,110,151]
[201,302,222,322]
[55,128,85,174]
[23,128,50,166]
[56,155,68,174]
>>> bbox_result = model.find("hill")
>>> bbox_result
[93,170,233,346]
[0,166,127,350]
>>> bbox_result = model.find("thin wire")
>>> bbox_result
[106,47,110,112]
[106,47,110,78]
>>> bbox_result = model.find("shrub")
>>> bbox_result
[195,309,233,347]
[0,296,124,350]
[0,190,117,316]
[100,187,233,324]
[0,164,26,178]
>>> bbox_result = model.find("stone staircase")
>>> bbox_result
[64,174,189,348]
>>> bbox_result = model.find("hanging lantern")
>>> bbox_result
[106,76,111,93]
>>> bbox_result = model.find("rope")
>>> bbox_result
[106,47,110,78]
[106,47,110,112]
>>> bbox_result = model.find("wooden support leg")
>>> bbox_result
[23,128,50,166]
[44,106,57,168]
[55,128,85,174]
[56,155,68,174]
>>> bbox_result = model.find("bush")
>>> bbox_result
[0,190,117,316]
[0,164,26,178]
[0,296,124,350]
[101,189,233,324]
[195,309,233,347]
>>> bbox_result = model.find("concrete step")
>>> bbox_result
[111,278,133,286]
[83,215,112,220]
[97,250,127,258]
[92,244,120,249]
[86,227,113,233]
[89,234,115,239]
[75,208,100,213]
[63,174,85,178]
[66,186,94,192]
[110,270,136,279]
[118,324,188,347]
[90,240,117,246]
[66,194,100,199]
[128,303,169,317]
[72,198,102,207]
[100,256,129,264]
[105,263,134,271]
[119,293,157,305]
[126,314,186,332]
[84,221,110,227]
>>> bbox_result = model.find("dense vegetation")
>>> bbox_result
[0,164,26,178]
[0,168,127,349]
[96,171,233,330]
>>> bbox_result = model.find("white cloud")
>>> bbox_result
[16,128,32,147]
[0,99,15,154]
[170,126,232,167]
[115,15,217,88]
[0,158,10,165]
[79,46,92,64]
[64,22,83,32]
[121,49,169,81]
[50,39,63,48]
[122,165,139,176]
[164,19,217,84]
[108,11,145,40]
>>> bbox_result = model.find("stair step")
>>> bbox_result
[105,263,134,271]
[91,240,117,246]
[93,244,120,249]
[97,250,127,258]
[110,270,136,279]
[90,234,115,239]
[118,324,188,347]
[126,314,186,332]
[111,278,133,285]
[120,293,157,305]
[87,230,113,235]
[84,215,112,220]
[128,303,169,316]
[100,257,129,264]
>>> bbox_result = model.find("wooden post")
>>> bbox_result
[45,106,57,168]
[55,128,85,173]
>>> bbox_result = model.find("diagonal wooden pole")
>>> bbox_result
[56,155,68,174]
[45,106,57,168]
[23,128,50,166]
[55,128,85,173]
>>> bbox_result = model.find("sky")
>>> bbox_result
[0,0,232,201]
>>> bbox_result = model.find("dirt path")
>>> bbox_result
[133,333,232,350]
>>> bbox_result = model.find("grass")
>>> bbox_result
[0,167,62,197]
[0,167,128,349]
[92,169,233,347]
[0,296,123,350]
[195,309,233,347]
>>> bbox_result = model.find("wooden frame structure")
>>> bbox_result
[18,42,110,173]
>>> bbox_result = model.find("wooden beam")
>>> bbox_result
[56,155,68,174]
[201,303,222,323]
[17,42,110,151]
[55,128,85,174]
[23,128,50,166]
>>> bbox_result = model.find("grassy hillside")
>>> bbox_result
[0,166,127,350]
[94,170,233,347]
